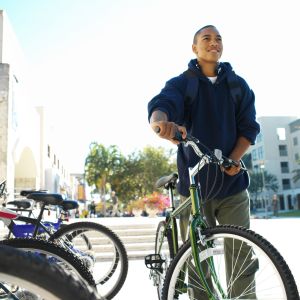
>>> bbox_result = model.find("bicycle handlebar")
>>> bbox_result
[154,126,245,170]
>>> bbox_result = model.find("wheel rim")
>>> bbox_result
[166,233,288,300]
[11,247,90,284]
[58,226,126,299]
[0,273,60,300]
[155,224,170,299]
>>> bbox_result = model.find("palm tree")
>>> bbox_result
[248,169,279,210]
[84,142,123,215]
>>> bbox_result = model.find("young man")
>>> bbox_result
[148,25,260,299]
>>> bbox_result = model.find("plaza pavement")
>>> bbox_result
[0,215,298,299]
[95,216,300,300]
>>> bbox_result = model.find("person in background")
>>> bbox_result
[272,194,279,217]
[89,200,96,217]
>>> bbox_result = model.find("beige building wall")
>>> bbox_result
[0,10,77,199]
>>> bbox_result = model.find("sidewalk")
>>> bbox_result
[1,216,298,299]
[94,216,300,300]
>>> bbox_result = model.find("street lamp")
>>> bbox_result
[260,164,267,217]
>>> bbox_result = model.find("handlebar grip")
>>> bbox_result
[154,126,160,134]
[173,130,184,142]
[154,126,184,142]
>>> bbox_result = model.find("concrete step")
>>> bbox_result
[113,228,156,237]
[92,249,156,261]
[119,235,155,244]
[0,217,164,260]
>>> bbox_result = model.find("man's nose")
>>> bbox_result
[210,39,218,46]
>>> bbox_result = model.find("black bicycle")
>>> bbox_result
[0,182,128,300]
[0,244,101,300]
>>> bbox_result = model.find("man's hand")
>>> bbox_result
[222,160,241,176]
[151,121,187,145]
[150,110,187,144]
[224,136,250,176]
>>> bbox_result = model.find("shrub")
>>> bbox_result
[143,192,170,211]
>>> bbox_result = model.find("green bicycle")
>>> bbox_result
[145,133,299,300]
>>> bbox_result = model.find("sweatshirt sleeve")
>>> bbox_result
[236,78,260,144]
[147,76,186,124]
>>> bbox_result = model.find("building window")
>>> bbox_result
[47,145,51,158]
[277,128,286,140]
[280,162,289,173]
[293,137,298,146]
[257,146,264,160]
[295,153,300,161]
[282,179,291,190]
[57,160,60,169]
[252,149,257,161]
[54,154,56,165]
[256,133,262,143]
[279,145,288,156]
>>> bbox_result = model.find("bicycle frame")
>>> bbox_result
[0,206,62,238]
[159,152,226,298]
[0,204,97,260]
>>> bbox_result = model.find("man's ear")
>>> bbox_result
[192,44,197,55]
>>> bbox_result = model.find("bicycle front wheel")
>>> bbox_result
[154,220,175,299]
[162,225,299,300]
[0,245,101,300]
[50,221,128,300]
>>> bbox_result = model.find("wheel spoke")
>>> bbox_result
[162,226,298,300]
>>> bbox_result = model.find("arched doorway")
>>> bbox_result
[14,147,38,193]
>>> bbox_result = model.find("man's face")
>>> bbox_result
[192,27,223,63]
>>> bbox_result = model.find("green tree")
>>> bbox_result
[292,158,300,183]
[110,146,177,206]
[248,169,279,206]
[84,142,123,214]
[84,143,177,208]
[138,146,177,197]
[109,152,142,204]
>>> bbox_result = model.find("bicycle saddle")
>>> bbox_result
[60,200,79,211]
[7,200,32,209]
[26,193,64,206]
[20,190,48,196]
[155,173,178,189]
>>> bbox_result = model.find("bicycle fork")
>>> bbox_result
[182,185,226,300]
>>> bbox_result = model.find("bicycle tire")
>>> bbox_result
[0,238,96,288]
[50,221,128,300]
[162,225,299,300]
[0,245,101,300]
[154,220,175,299]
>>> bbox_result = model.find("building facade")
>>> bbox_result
[250,116,300,212]
[0,10,82,200]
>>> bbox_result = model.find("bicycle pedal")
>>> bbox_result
[144,254,165,271]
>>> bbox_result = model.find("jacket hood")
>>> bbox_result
[188,59,234,81]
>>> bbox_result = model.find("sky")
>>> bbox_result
[0,0,300,173]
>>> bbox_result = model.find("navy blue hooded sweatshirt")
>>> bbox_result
[148,59,260,198]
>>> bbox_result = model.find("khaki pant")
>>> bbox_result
[180,190,257,299]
